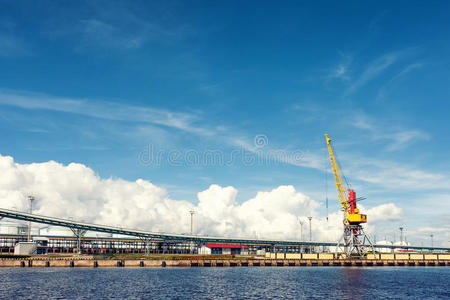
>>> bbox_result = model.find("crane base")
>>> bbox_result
[336,224,375,259]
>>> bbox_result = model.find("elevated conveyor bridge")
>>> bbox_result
[0,208,448,252]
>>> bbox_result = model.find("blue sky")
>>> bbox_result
[1,1,449,244]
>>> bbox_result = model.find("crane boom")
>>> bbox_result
[325,134,366,225]
[325,134,350,217]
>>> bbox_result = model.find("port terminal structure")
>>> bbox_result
[1,208,449,255]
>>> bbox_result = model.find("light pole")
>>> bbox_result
[399,227,404,245]
[189,210,195,235]
[308,217,312,241]
[308,217,312,253]
[189,210,195,254]
[430,234,434,248]
[298,219,304,253]
[298,219,304,241]
[27,196,35,242]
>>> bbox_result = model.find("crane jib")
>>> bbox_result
[324,134,367,225]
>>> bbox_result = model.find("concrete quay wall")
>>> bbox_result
[0,258,448,268]
[266,252,450,261]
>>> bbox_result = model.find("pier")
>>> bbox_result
[1,255,449,268]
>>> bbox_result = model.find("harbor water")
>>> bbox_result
[1,267,449,299]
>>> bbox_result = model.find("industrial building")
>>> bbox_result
[0,209,448,256]
[198,244,249,255]
[0,221,259,255]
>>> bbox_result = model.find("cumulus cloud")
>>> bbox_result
[0,155,402,242]
[365,203,403,223]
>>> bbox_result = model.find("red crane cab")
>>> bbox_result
[347,189,367,224]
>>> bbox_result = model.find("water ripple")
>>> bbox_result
[0,267,449,299]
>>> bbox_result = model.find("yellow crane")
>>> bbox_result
[325,134,374,258]
[325,134,366,226]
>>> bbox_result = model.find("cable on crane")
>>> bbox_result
[324,147,329,223]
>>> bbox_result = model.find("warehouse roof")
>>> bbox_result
[203,244,249,249]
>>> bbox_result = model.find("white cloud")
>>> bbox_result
[0,33,30,57]
[349,157,450,190]
[327,52,352,82]
[389,63,422,82]
[0,89,210,135]
[405,225,450,248]
[78,19,145,50]
[350,113,430,151]
[46,2,194,52]
[413,226,449,234]
[345,52,397,95]
[344,48,420,96]
[330,64,350,81]
[376,63,423,101]
[383,130,430,151]
[0,154,403,242]
[0,154,194,232]
[365,203,403,223]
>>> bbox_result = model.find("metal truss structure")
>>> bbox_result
[336,225,375,258]
[0,208,448,253]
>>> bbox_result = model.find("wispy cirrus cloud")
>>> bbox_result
[78,19,145,50]
[1,89,444,196]
[376,63,423,101]
[345,52,398,95]
[291,100,429,153]
[299,143,450,195]
[0,20,30,57]
[327,53,352,81]
[285,103,442,192]
[332,65,350,80]
[47,2,194,52]
[302,145,450,192]
[335,48,421,96]
[0,33,30,57]
[0,89,207,135]
[389,62,422,82]
[351,113,430,151]
[382,130,429,151]
[349,156,450,191]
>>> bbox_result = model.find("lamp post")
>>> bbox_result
[298,219,304,241]
[430,234,434,248]
[298,219,304,253]
[27,196,35,242]
[189,210,195,254]
[308,217,312,253]
[399,227,404,245]
[308,217,312,241]
[189,210,195,235]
